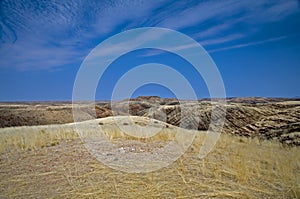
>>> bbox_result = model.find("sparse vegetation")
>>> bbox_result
[0,117,299,198]
[0,124,78,152]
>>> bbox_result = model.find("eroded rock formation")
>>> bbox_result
[0,97,299,145]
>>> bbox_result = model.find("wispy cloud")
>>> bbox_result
[0,0,171,70]
[209,35,288,53]
[0,36,85,70]
[200,34,245,46]
[158,0,298,31]
[158,1,243,30]
[91,1,168,35]
[140,43,201,57]
[157,0,298,47]
[0,0,92,69]
[0,0,298,70]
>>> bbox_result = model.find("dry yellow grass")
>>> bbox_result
[0,116,299,198]
[0,124,78,152]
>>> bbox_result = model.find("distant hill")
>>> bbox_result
[0,97,299,145]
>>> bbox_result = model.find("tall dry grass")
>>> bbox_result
[0,124,77,152]
[0,117,299,198]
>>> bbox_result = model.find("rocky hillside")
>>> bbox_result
[0,97,299,145]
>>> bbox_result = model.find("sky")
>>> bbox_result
[0,0,300,101]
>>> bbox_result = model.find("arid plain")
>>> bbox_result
[0,97,299,198]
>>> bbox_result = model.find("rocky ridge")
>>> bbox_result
[0,97,299,145]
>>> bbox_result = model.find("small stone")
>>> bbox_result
[119,147,126,154]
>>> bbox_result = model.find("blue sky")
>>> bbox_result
[0,0,300,101]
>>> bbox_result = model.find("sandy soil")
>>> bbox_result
[0,117,299,198]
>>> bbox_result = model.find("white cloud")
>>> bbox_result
[200,33,245,46]
[209,35,288,53]
[158,1,235,30]
[158,0,298,47]
[0,36,85,70]
[0,0,298,70]
[91,0,168,35]
[0,0,170,70]
[158,0,298,30]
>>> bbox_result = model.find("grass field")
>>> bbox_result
[0,117,299,198]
